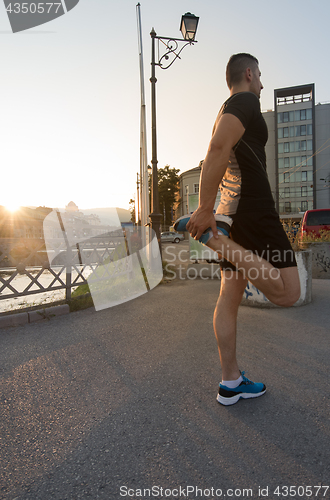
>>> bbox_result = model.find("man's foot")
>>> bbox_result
[173,214,232,244]
[217,371,266,406]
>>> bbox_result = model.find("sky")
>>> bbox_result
[1,0,330,211]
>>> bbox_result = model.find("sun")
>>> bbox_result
[5,203,21,213]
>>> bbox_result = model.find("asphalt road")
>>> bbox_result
[0,276,329,500]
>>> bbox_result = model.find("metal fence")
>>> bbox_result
[0,234,125,309]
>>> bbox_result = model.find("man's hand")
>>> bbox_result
[186,207,219,241]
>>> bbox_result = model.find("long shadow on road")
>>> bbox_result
[1,278,329,499]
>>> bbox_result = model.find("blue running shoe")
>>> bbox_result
[217,371,266,406]
[173,214,232,244]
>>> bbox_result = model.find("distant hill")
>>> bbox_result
[24,206,132,227]
[81,207,131,226]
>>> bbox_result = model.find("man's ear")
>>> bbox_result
[245,67,253,82]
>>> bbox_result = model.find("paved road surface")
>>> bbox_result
[0,276,329,500]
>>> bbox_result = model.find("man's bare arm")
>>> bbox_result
[187,113,245,240]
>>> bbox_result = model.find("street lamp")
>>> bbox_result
[149,12,199,255]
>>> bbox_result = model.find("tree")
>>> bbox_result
[129,198,135,224]
[157,165,180,228]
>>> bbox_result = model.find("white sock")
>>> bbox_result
[222,374,243,388]
[204,229,227,243]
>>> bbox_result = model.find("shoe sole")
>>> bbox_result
[173,215,190,232]
[174,216,230,242]
[217,388,266,406]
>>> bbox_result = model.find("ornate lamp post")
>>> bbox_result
[149,13,199,254]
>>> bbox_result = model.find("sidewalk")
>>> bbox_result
[0,277,329,499]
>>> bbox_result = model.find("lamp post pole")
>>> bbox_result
[148,13,199,260]
[149,28,162,255]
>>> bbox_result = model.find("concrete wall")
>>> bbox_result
[315,103,330,208]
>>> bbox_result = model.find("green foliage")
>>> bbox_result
[129,198,135,224]
[155,165,180,227]
[281,219,330,251]
[70,284,94,311]
[281,219,301,251]
[301,229,330,243]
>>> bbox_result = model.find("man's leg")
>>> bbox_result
[214,268,267,406]
[175,214,300,306]
[214,269,247,381]
[207,235,300,307]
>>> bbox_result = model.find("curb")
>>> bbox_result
[0,312,29,329]
[0,304,70,329]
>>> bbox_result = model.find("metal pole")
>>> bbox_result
[136,172,140,224]
[150,28,162,258]
[136,4,150,231]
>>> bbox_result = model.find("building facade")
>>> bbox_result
[178,84,330,218]
[177,163,202,217]
[266,84,330,216]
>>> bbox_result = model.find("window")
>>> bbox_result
[295,141,300,152]
[307,124,312,135]
[290,157,295,168]
[300,109,306,120]
[289,111,294,122]
[278,158,284,169]
[290,126,295,137]
[302,171,307,182]
[295,126,300,137]
[278,128,283,139]
[295,171,301,182]
[283,112,289,123]
[193,183,199,194]
[307,156,313,166]
[307,171,313,182]
[307,139,313,150]
[300,140,307,151]
[285,187,290,198]
[284,142,290,153]
[285,202,291,212]
[295,110,300,121]
[284,172,290,183]
[185,185,189,194]
[306,108,312,120]
[301,156,307,166]
[301,186,307,196]
[283,127,289,138]
[290,142,295,152]
[278,112,283,124]
[301,201,308,211]
[300,125,306,136]
[278,143,284,154]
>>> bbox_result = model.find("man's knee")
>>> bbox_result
[273,282,301,307]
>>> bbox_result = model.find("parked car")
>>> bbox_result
[161,231,184,243]
[300,209,330,238]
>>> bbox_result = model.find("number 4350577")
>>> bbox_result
[6,3,62,14]
[273,485,329,497]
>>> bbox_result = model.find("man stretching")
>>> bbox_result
[175,53,300,405]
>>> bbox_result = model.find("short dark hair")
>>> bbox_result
[226,53,259,89]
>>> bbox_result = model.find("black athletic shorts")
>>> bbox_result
[219,209,297,272]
